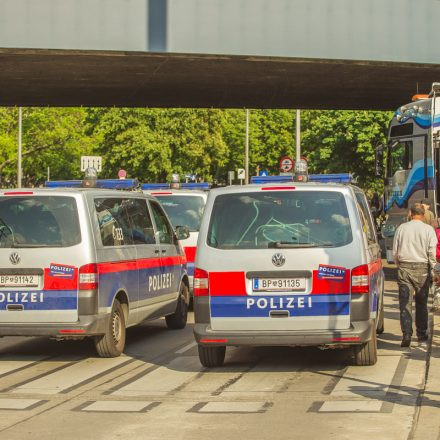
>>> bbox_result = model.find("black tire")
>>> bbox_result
[353,326,377,366]
[94,299,126,358]
[198,344,226,368]
[166,283,189,330]
[376,299,385,334]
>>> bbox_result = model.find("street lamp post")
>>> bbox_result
[296,109,301,164]
[245,109,249,184]
[17,107,22,188]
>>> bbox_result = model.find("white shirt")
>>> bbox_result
[393,219,437,268]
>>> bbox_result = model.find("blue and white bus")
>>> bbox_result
[378,83,440,262]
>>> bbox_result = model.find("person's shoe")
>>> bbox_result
[417,333,429,343]
[401,335,411,347]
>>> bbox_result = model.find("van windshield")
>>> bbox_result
[0,196,81,248]
[155,195,205,232]
[207,191,353,249]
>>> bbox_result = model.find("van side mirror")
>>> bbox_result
[375,145,384,178]
[175,225,190,240]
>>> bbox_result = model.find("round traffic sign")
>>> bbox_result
[279,156,294,172]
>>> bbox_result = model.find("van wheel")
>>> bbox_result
[353,327,377,366]
[94,299,126,358]
[198,345,226,368]
[376,300,385,334]
[166,284,188,330]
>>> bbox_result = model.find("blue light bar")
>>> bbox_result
[180,182,211,190]
[141,183,211,190]
[250,175,294,184]
[45,179,138,189]
[308,173,352,183]
[141,183,171,190]
[45,180,82,188]
[250,173,352,184]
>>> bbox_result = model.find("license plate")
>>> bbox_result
[0,275,40,287]
[253,278,306,292]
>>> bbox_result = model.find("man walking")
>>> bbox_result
[393,203,437,347]
[421,199,437,228]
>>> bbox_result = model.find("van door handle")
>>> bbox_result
[161,249,167,254]
[154,249,160,254]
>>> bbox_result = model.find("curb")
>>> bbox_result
[409,309,440,440]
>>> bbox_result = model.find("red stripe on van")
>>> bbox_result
[311,270,350,294]
[184,246,197,263]
[369,259,382,275]
[209,272,247,296]
[98,256,184,274]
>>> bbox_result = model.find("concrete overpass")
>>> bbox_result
[1,0,440,110]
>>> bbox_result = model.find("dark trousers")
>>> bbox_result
[397,263,429,337]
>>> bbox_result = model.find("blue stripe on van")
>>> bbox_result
[0,290,77,310]
[210,294,350,318]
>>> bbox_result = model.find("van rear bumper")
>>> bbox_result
[194,320,374,347]
[0,314,108,337]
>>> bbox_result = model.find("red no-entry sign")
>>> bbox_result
[279,156,294,172]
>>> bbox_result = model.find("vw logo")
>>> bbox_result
[9,252,20,265]
[272,253,285,267]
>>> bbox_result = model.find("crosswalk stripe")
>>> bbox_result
[0,398,43,410]
[195,401,269,413]
[330,355,401,398]
[112,356,201,396]
[80,400,156,412]
[0,357,47,377]
[175,342,197,354]
[319,400,382,412]
[12,357,131,395]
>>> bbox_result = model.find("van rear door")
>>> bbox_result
[202,188,362,332]
[0,193,83,323]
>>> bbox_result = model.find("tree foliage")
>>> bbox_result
[0,106,392,193]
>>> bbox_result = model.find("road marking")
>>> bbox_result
[191,401,270,413]
[319,400,382,412]
[0,357,47,377]
[330,355,401,398]
[0,398,43,410]
[175,341,197,354]
[79,400,157,412]
[112,356,201,396]
[218,364,296,394]
[12,357,131,395]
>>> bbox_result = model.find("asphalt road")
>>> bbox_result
[0,264,429,440]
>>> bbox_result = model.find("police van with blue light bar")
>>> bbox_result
[193,171,384,367]
[142,179,209,297]
[0,172,190,357]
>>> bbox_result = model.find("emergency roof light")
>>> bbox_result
[250,173,352,184]
[141,182,210,191]
[45,179,138,189]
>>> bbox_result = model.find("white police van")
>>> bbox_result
[142,182,209,296]
[193,174,384,367]
[0,178,190,357]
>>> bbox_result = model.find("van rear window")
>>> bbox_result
[0,196,81,248]
[207,191,352,249]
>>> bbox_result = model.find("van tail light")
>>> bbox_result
[79,264,98,290]
[351,264,369,294]
[194,268,209,296]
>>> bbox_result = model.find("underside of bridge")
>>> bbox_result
[1,48,440,110]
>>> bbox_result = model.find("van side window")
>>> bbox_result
[150,201,175,245]
[355,193,376,244]
[125,198,156,245]
[94,198,133,246]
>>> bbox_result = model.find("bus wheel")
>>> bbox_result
[353,328,377,366]
[166,283,189,330]
[94,299,126,357]
[198,345,226,368]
